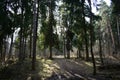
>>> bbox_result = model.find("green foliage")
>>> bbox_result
[37,33,45,50]
[39,0,58,50]
[111,0,120,15]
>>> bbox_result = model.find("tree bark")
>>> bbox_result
[19,0,24,61]
[98,26,104,65]
[24,38,27,58]
[3,40,7,63]
[63,36,66,58]
[32,0,38,70]
[107,18,115,54]
[49,0,53,59]
[116,16,120,50]
[81,0,89,61]
[77,48,80,58]
[66,39,70,59]
[29,23,33,58]
[19,26,23,61]
[0,43,3,63]
[8,34,14,60]
[88,0,96,75]
[0,42,3,61]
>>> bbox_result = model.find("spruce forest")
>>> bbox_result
[0,0,120,80]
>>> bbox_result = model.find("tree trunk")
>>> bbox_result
[32,0,38,70]
[24,38,27,58]
[63,36,66,58]
[3,40,7,63]
[116,16,120,51]
[67,50,70,59]
[98,26,104,65]
[82,0,89,61]
[66,39,70,59]
[78,48,82,58]
[77,48,82,58]
[29,24,33,58]
[0,42,3,61]
[22,37,25,59]
[19,26,23,61]
[88,0,96,75]
[0,43,3,62]
[107,18,116,54]
[84,28,89,61]
[8,34,14,60]
[49,0,53,59]
[19,0,24,61]
[49,44,52,59]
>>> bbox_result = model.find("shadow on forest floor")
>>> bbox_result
[0,57,55,80]
[0,56,120,80]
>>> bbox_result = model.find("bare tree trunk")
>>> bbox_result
[29,24,33,58]
[98,26,104,65]
[77,48,82,58]
[3,40,7,63]
[19,0,24,61]
[90,26,96,75]
[24,38,27,58]
[84,28,89,60]
[49,43,52,59]
[107,18,116,55]
[0,41,3,62]
[32,0,38,70]
[8,34,14,60]
[49,0,53,59]
[0,48,1,60]
[67,50,70,59]
[19,27,23,61]
[88,0,96,75]
[82,0,89,61]
[63,36,66,58]
[66,39,70,59]
[116,16,120,51]
[22,37,25,59]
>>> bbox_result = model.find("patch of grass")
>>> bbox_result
[0,57,58,80]
[0,59,32,80]
[37,58,58,80]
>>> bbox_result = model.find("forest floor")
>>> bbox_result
[0,55,120,80]
[45,55,120,80]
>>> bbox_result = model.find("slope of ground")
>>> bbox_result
[0,56,120,80]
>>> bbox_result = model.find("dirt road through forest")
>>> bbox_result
[46,57,106,80]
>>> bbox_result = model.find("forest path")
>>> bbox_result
[46,57,106,80]
[0,56,120,80]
